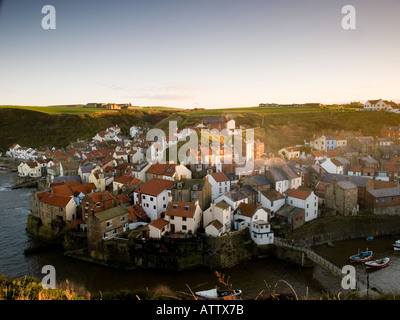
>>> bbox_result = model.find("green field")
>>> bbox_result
[0,105,185,115]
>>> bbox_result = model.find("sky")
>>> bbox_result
[1,0,400,109]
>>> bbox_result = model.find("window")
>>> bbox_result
[182,225,187,230]
[170,216,174,220]
[182,217,187,221]
[150,197,154,202]
[120,216,125,222]
[103,232,108,239]
[382,198,387,203]
[106,221,112,228]
[307,204,309,208]
[143,195,146,199]
[153,205,156,210]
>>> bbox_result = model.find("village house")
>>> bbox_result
[275,204,305,230]
[365,187,400,215]
[215,188,248,210]
[381,125,400,141]
[39,192,77,229]
[87,205,130,259]
[321,173,374,209]
[280,164,302,189]
[278,146,300,160]
[145,162,192,181]
[29,191,47,218]
[364,99,399,112]
[148,217,170,239]
[172,179,212,211]
[205,172,231,201]
[81,191,115,223]
[241,184,259,206]
[319,158,345,175]
[233,202,274,245]
[165,200,202,235]
[112,174,141,193]
[265,167,290,194]
[310,134,336,152]
[285,188,318,222]
[18,161,42,178]
[242,174,272,192]
[325,179,359,215]
[203,200,233,236]
[132,178,174,221]
[259,188,286,217]
[126,204,147,222]
[131,162,151,182]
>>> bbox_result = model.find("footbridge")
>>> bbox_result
[274,237,382,296]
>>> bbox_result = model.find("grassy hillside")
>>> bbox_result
[0,107,174,152]
[1,105,399,153]
[156,108,400,152]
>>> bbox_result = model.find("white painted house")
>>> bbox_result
[285,188,318,222]
[205,172,231,201]
[233,202,274,245]
[203,200,233,235]
[320,158,345,175]
[165,200,202,234]
[215,189,248,211]
[259,189,286,217]
[132,178,174,221]
[18,161,42,178]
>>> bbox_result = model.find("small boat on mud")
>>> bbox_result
[393,240,400,251]
[195,288,242,300]
[365,257,390,269]
[327,241,335,248]
[350,249,373,262]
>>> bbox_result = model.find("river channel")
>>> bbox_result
[2,169,399,299]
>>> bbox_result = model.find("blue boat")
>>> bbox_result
[366,236,374,241]
[350,249,373,262]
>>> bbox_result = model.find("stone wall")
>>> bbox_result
[287,215,400,246]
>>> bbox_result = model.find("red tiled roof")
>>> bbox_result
[126,204,147,220]
[211,172,229,183]
[384,162,400,172]
[286,188,311,200]
[40,193,73,207]
[349,166,362,172]
[149,217,169,230]
[134,178,174,196]
[166,201,196,218]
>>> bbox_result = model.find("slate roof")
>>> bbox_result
[94,205,129,222]
[368,187,400,198]
[321,173,370,187]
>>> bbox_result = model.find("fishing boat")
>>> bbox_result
[350,249,373,262]
[195,288,242,300]
[365,257,390,269]
[393,240,400,251]
[327,241,335,248]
